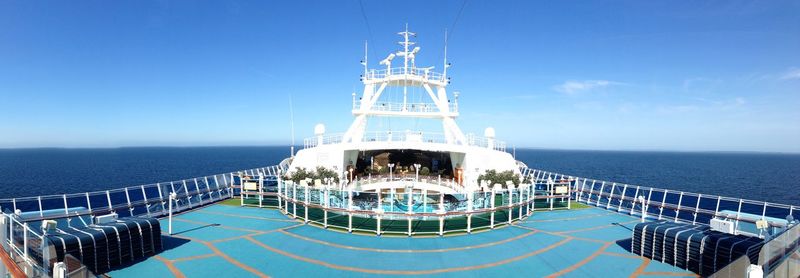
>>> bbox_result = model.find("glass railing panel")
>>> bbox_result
[451,193,468,212]
[39,195,67,217]
[644,190,662,218]
[677,194,698,222]
[759,222,800,275]
[353,192,378,211]
[331,190,348,209]
[309,188,321,205]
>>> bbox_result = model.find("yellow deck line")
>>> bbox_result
[630,258,651,278]
[526,212,616,222]
[210,224,306,243]
[170,253,218,263]
[275,229,539,253]
[512,224,611,244]
[171,234,271,278]
[197,210,300,223]
[545,242,613,277]
[639,271,699,277]
[244,235,573,275]
[154,255,186,278]
[172,218,264,233]
[554,220,639,234]
[600,252,644,259]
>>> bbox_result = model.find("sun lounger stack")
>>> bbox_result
[43,217,162,274]
[631,221,764,276]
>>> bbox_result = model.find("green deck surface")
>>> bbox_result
[106,201,697,277]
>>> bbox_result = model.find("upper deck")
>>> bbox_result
[362,67,448,87]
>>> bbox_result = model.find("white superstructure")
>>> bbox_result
[288,27,519,192]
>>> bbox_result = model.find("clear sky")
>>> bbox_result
[1,1,798,152]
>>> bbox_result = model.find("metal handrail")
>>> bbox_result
[303,130,507,152]
[364,67,445,82]
[0,163,287,276]
[353,101,458,114]
[274,179,570,236]
[520,167,797,228]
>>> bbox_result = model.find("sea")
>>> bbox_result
[0,147,798,206]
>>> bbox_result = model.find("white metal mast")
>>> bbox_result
[342,27,467,146]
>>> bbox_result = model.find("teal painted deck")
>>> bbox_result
[107,204,697,277]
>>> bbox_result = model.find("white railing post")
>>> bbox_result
[23,222,28,260]
[735,199,743,232]
[38,196,43,217]
[658,190,668,220]
[675,192,683,222]
[193,178,203,204]
[142,185,151,217]
[62,194,69,215]
[490,189,496,229]
[304,183,309,223]
[324,183,329,229]
[124,187,133,215]
[213,176,221,199]
[347,187,353,233]
[632,186,640,216]
[105,190,113,212]
[277,175,283,211]
[607,183,616,209]
[204,177,213,201]
[84,193,91,213]
[292,183,297,217]
[259,176,264,208]
[596,181,605,207]
[8,217,13,260]
[182,180,192,208]
[567,183,571,210]
[168,192,176,235]
[645,188,653,220]
[692,194,701,225]
[618,185,628,212]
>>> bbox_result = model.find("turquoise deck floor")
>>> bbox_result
[107,204,697,277]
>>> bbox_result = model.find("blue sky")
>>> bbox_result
[1,1,798,152]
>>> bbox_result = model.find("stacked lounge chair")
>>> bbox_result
[42,216,162,274]
[632,221,764,276]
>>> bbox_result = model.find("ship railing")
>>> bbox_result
[303,131,507,152]
[271,178,571,236]
[0,163,286,276]
[346,175,467,193]
[364,67,445,82]
[757,219,800,276]
[519,167,798,232]
[1,213,49,277]
[711,218,800,277]
[519,166,800,276]
[466,133,507,152]
[352,101,458,114]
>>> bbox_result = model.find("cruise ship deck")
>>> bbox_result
[108,203,695,277]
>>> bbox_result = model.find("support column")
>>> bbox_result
[348,187,353,233]
[277,175,283,211]
[304,184,309,223]
[292,183,297,218]
[259,176,264,208]
[490,190,495,229]
[324,185,329,228]
[377,214,382,236]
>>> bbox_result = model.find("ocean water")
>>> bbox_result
[0,147,798,205]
